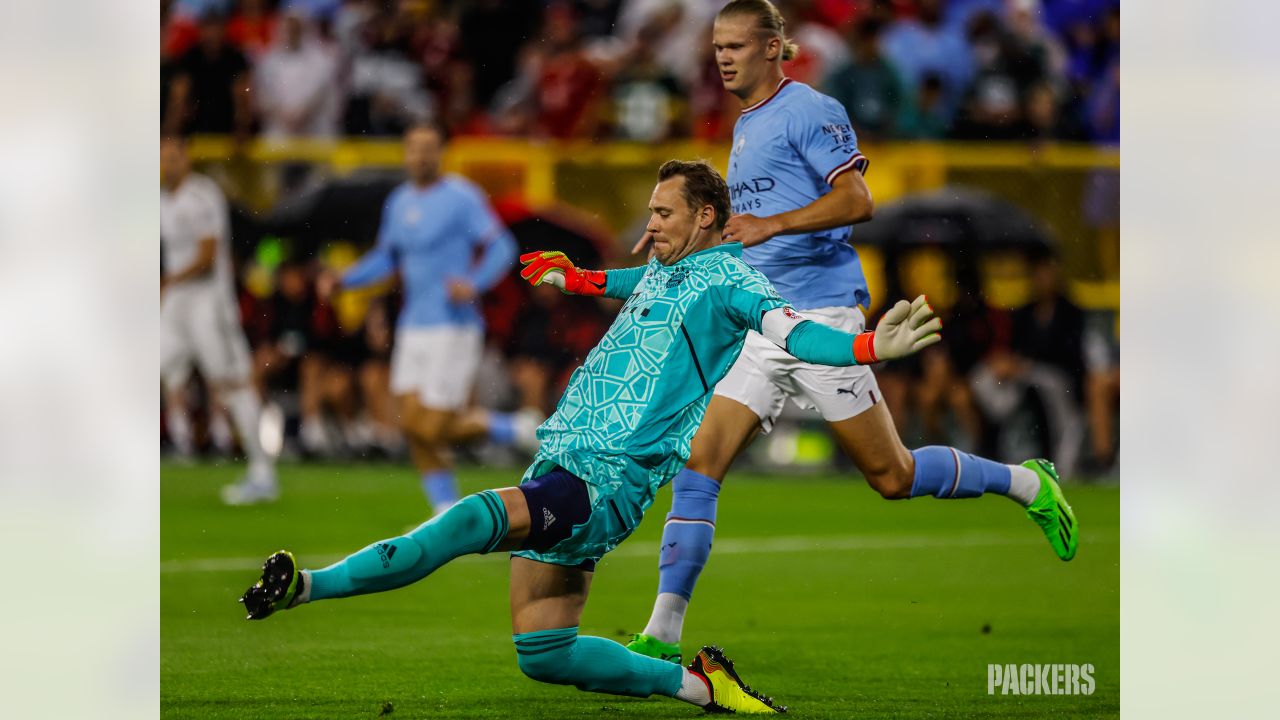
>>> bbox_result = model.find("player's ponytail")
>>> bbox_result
[718,0,801,62]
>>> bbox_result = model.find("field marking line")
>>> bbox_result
[161,529,1117,574]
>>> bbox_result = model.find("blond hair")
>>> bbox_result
[717,0,800,61]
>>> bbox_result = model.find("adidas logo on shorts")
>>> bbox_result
[542,507,557,531]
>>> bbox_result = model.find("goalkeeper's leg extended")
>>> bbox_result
[239,487,528,619]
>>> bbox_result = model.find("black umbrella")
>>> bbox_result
[261,170,405,253]
[853,186,1055,251]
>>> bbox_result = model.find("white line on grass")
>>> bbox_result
[161,530,1116,574]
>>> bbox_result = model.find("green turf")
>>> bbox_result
[162,462,1118,718]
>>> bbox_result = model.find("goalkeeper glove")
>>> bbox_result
[853,295,943,364]
[519,251,607,296]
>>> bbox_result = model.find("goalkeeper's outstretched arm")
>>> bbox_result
[716,286,942,365]
[518,250,645,299]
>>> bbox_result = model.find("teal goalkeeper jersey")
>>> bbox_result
[535,242,859,497]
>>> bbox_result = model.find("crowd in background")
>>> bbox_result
[162,0,1120,144]
[161,0,1120,477]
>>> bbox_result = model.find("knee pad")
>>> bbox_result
[513,628,578,684]
[518,468,592,552]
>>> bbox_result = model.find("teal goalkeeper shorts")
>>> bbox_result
[510,454,660,571]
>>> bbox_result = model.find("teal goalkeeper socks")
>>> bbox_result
[307,490,509,601]
[513,627,684,698]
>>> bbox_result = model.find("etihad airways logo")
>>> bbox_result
[729,177,776,198]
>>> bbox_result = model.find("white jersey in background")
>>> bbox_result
[160,172,251,388]
[161,172,236,301]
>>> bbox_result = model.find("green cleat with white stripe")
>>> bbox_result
[1022,459,1078,561]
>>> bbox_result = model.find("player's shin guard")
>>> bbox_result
[909,446,1012,499]
[306,490,509,601]
[514,627,684,698]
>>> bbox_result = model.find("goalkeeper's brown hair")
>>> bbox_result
[717,0,800,61]
[657,159,731,231]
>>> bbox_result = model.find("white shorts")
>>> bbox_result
[160,288,253,390]
[715,306,881,433]
[390,325,483,410]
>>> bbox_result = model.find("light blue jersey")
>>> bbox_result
[343,175,517,329]
[729,78,872,310]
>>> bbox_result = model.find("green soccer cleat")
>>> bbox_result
[689,645,786,714]
[239,551,303,620]
[626,633,682,664]
[1022,459,1078,561]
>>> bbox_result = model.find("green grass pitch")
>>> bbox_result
[162,462,1118,718]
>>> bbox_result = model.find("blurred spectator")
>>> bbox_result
[1022,80,1063,142]
[226,0,278,60]
[162,0,201,59]
[897,72,950,139]
[254,9,343,139]
[881,0,973,121]
[687,18,740,141]
[250,258,349,456]
[1083,313,1119,473]
[163,10,254,139]
[943,0,1004,34]
[616,0,720,89]
[950,10,1052,140]
[971,252,1086,476]
[457,0,541,116]
[531,2,607,139]
[608,19,687,141]
[1007,0,1068,84]
[776,0,850,87]
[406,1,472,132]
[927,272,1012,454]
[575,0,627,38]
[281,0,342,23]
[822,17,905,142]
[342,2,435,136]
[1086,57,1119,143]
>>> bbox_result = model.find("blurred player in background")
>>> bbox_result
[325,123,525,513]
[626,0,1079,664]
[161,135,278,505]
[240,160,942,713]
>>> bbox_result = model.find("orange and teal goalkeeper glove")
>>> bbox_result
[519,251,607,296]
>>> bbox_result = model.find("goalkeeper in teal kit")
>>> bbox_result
[238,160,941,714]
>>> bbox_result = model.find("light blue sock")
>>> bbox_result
[513,627,684,697]
[657,469,720,600]
[307,490,508,601]
[487,412,517,445]
[909,446,1012,498]
[422,469,459,509]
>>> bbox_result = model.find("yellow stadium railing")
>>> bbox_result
[188,137,1119,311]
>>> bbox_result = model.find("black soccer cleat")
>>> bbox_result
[689,645,787,714]
[239,550,301,620]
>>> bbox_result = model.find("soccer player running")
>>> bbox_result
[327,123,526,514]
[625,0,1079,665]
[160,136,278,505]
[239,160,942,713]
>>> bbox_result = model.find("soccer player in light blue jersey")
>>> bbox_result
[239,160,941,713]
[625,0,1079,664]
[330,124,526,513]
